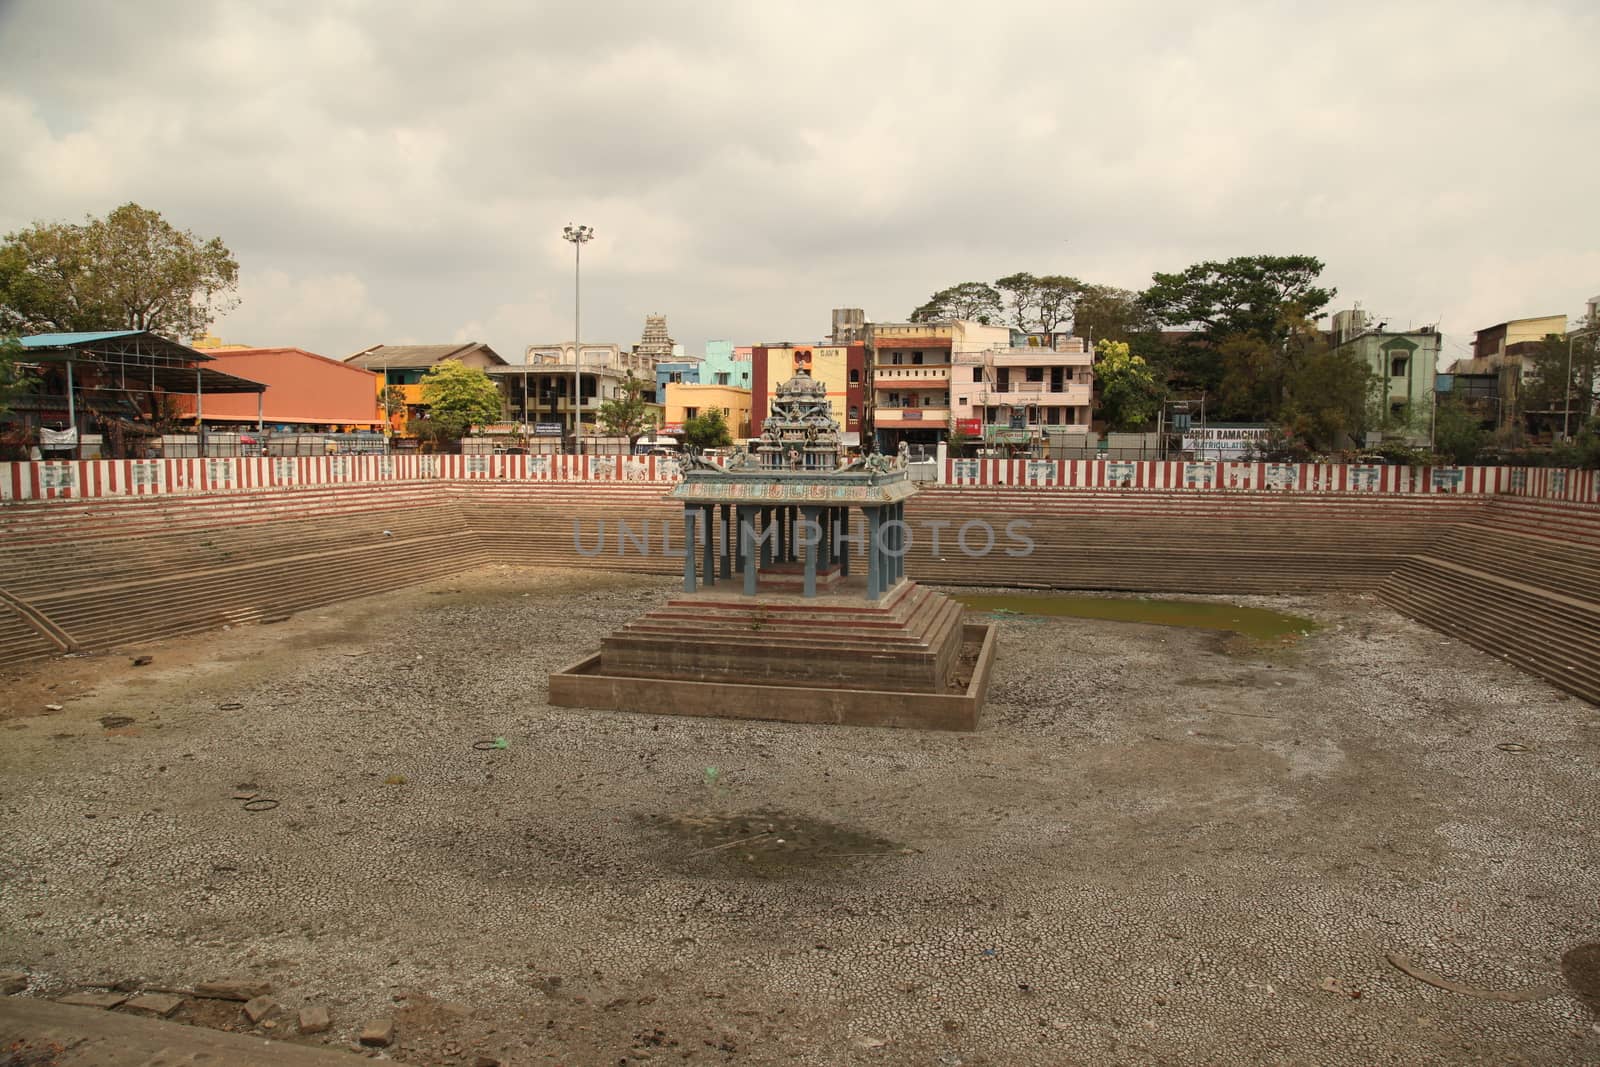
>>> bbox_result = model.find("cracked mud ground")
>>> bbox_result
[1,566,1597,1065]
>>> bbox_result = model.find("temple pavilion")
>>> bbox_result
[548,368,996,730]
[667,368,914,600]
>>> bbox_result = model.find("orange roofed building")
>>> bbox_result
[172,348,381,428]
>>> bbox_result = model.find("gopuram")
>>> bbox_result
[549,369,996,730]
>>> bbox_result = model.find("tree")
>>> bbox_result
[1433,395,1488,464]
[682,407,733,451]
[1094,340,1164,431]
[995,272,1085,338]
[1140,255,1334,346]
[945,424,974,457]
[1280,345,1373,452]
[381,384,409,430]
[597,373,655,443]
[909,282,1003,324]
[1071,283,1155,345]
[0,203,239,338]
[0,335,25,417]
[1520,319,1600,434]
[418,360,502,440]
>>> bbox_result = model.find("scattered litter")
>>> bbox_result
[98,715,135,729]
[852,1035,889,1050]
[1385,952,1559,1002]
[384,774,407,785]
[217,702,243,711]
[1318,976,1359,998]
[231,791,258,801]
[132,656,153,667]
[241,798,280,812]
[1495,742,1532,753]
[689,831,771,857]
[472,738,509,751]
[44,703,63,711]
[703,767,720,786]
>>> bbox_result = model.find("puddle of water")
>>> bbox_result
[955,593,1318,642]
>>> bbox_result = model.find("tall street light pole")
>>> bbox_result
[563,223,594,454]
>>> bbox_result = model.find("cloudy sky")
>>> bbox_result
[2,0,1595,367]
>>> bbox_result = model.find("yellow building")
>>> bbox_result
[664,383,751,439]
[752,343,867,444]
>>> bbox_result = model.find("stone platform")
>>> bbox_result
[549,578,996,731]
[549,621,995,731]
[600,578,963,692]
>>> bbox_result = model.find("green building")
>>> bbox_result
[1329,309,1441,445]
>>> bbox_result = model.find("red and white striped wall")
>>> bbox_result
[939,458,1538,497]
[2,454,1594,506]
[0,453,686,502]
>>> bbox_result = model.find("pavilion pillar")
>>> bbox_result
[719,504,732,579]
[776,506,787,562]
[682,507,699,593]
[701,504,716,587]
[257,391,264,432]
[896,502,908,585]
[802,506,819,598]
[740,507,758,597]
[866,506,882,602]
[196,368,205,458]
[820,509,832,568]
[759,507,773,567]
[839,508,850,577]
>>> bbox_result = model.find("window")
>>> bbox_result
[1390,356,1409,377]
[1026,367,1044,382]
[715,372,730,385]
[848,406,859,421]
[972,367,984,382]
[722,407,730,416]
[849,368,860,384]
[684,407,699,419]
[912,352,924,365]
[958,396,968,405]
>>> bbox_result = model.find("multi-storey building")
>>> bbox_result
[700,340,752,389]
[496,341,660,439]
[867,319,1011,451]
[663,383,752,439]
[952,334,1095,447]
[1329,308,1441,443]
[345,342,508,432]
[751,343,867,446]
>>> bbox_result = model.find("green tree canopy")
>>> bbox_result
[1520,319,1599,433]
[1094,339,1165,431]
[1070,283,1155,345]
[0,203,239,339]
[995,272,1085,337]
[1140,255,1334,346]
[1280,343,1373,452]
[909,281,1003,324]
[1432,395,1489,464]
[418,360,503,438]
[0,334,25,417]
[597,373,655,442]
[682,407,733,451]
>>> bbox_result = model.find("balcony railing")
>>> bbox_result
[990,347,1092,367]
[874,406,950,423]
[978,385,1092,406]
